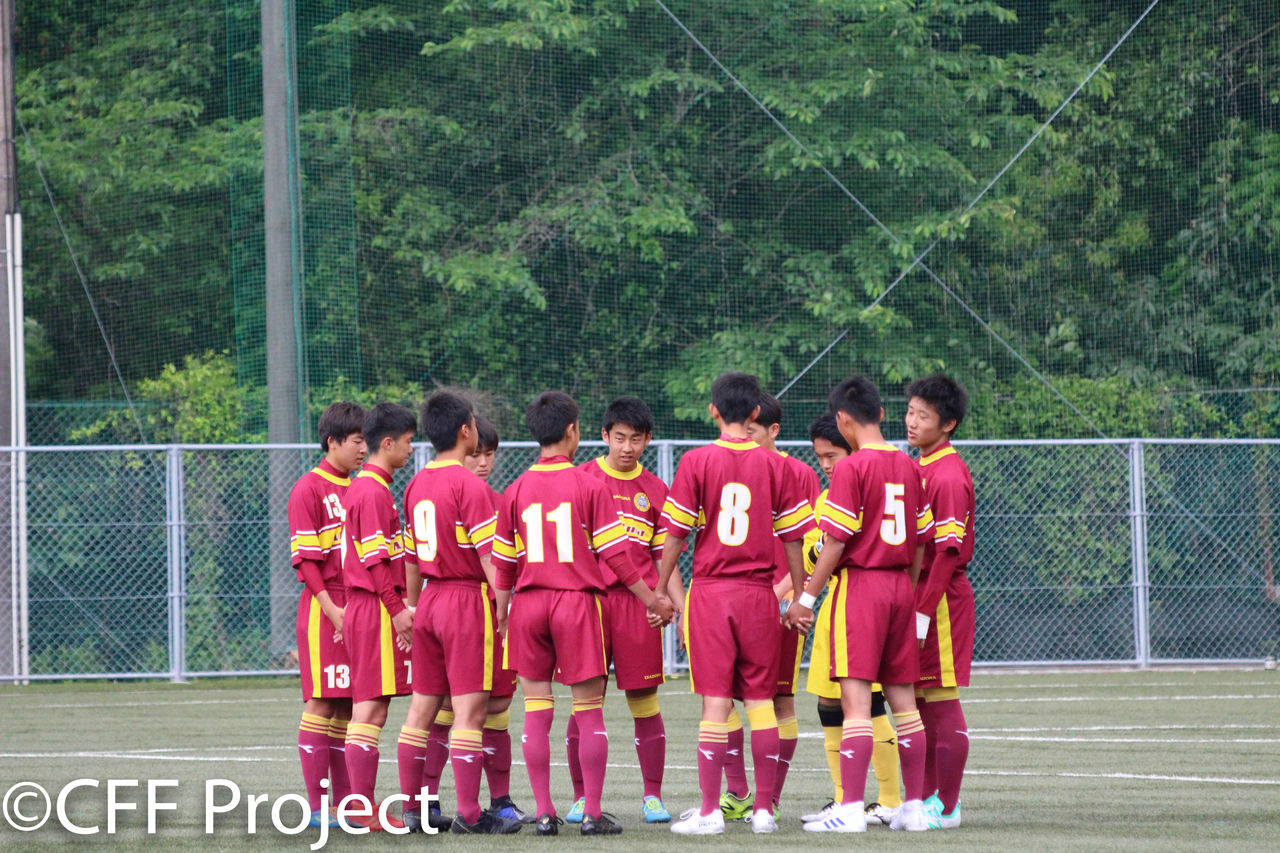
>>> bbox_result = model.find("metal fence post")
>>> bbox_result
[656,441,679,672]
[166,447,188,682]
[1129,440,1150,668]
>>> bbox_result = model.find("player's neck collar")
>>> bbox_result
[859,442,898,453]
[425,459,463,470]
[920,443,956,465]
[715,435,759,450]
[596,456,644,480]
[532,455,573,471]
[313,459,351,485]
[358,463,392,486]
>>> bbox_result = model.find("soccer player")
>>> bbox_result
[735,392,819,818]
[289,401,366,828]
[799,413,903,826]
[420,414,527,826]
[656,372,815,836]
[905,375,975,829]
[339,402,417,829]
[565,396,683,825]
[786,376,934,833]
[396,391,522,835]
[492,391,673,837]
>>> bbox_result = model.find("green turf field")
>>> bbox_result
[2,668,1279,850]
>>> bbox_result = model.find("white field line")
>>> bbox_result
[971,735,1280,744]
[971,724,1277,732]
[963,693,1280,704]
[2,750,1277,787]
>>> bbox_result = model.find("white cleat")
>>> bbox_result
[671,808,725,835]
[936,800,961,829]
[889,799,930,831]
[750,809,777,834]
[803,800,866,833]
[800,801,837,823]
[864,801,899,825]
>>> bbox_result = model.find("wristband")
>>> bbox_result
[916,611,931,640]
[797,591,817,610]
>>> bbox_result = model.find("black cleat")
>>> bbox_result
[451,812,523,834]
[427,803,453,830]
[580,812,624,835]
[402,810,424,834]
[534,813,562,836]
[489,794,533,824]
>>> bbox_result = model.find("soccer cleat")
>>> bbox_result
[580,812,624,835]
[923,793,943,818]
[401,810,423,834]
[564,796,586,823]
[936,800,961,829]
[750,808,777,834]
[451,811,524,834]
[800,800,837,824]
[427,802,453,830]
[641,796,672,823]
[718,790,752,821]
[534,813,563,836]
[888,799,930,831]
[670,808,725,835]
[803,800,866,833]
[308,809,341,829]
[489,795,533,824]
[865,801,900,825]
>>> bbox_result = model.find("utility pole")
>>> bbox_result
[0,0,25,680]
[262,0,304,662]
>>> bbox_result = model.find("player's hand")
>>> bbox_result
[784,603,813,633]
[648,594,675,626]
[392,608,413,651]
[326,605,345,636]
[496,610,508,638]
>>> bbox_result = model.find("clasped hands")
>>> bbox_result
[646,594,677,629]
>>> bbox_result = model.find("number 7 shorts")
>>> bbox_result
[345,588,412,702]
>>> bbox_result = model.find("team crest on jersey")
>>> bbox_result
[634,492,650,511]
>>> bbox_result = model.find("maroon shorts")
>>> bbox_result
[828,568,919,685]
[775,622,804,696]
[412,579,500,697]
[602,586,664,690]
[297,586,351,702]
[684,577,780,701]
[344,589,412,702]
[506,588,607,685]
[916,571,975,689]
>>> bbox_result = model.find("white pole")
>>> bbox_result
[7,212,25,679]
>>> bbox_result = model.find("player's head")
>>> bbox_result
[601,396,654,472]
[808,412,851,479]
[745,391,782,449]
[709,372,762,427]
[526,390,580,453]
[465,415,499,482]
[363,401,417,470]
[828,376,884,444]
[905,374,968,448]
[420,391,476,455]
[318,401,367,472]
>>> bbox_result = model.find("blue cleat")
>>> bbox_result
[308,808,341,828]
[565,796,587,823]
[642,796,671,823]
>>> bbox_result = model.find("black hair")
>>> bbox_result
[473,415,499,452]
[318,401,366,453]
[808,412,852,452]
[420,391,474,453]
[755,392,782,428]
[363,402,417,449]
[601,396,655,435]
[827,375,883,426]
[710,372,762,425]
[906,374,969,437]
[526,391,579,447]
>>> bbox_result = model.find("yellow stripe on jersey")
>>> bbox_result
[492,538,518,561]
[920,446,958,466]
[936,593,957,688]
[651,530,667,549]
[454,524,471,546]
[773,501,813,534]
[353,533,387,560]
[379,603,396,696]
[916,506,935,535]
[529,461,573,472]
[307,596,323,696]
[387,532,406,557]
[469,518,497,547]
[312,466,351,487]
[820,500,862,536]
[934,519,967,542]
[481,583,494,692]
[590,523,628,553]
[661,498,697,529]
[713,439,760,451]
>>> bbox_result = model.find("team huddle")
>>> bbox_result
[287,371,975,836]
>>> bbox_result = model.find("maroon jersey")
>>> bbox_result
[918,443,975,568]
[661,436,815,581]
[403,460,498,582]
[288,459,350,587]
[341,463,407,594]
[579,457,668,588]
[492,455,638,593]
[771,452,822,583]
[819,443,933,570]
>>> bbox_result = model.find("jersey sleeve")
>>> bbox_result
[345,493,391,570]
[288,479,324,570]
[818,460,862,543]
[913,472,935,542]
[772,461,816,542]
[461,477,499,560]
[660,460,699,539]
[927,474,969,554]
[648,478,670,560]
[491,486,520,590]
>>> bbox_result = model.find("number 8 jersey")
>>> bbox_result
[819,442,933,570]
[661,435,815,580]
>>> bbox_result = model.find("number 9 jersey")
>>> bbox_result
[818,442,933,570]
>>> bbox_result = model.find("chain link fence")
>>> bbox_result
[2,439,1277,681]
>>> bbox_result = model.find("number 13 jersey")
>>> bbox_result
[819,442,933,570]
[661,435,815,581]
